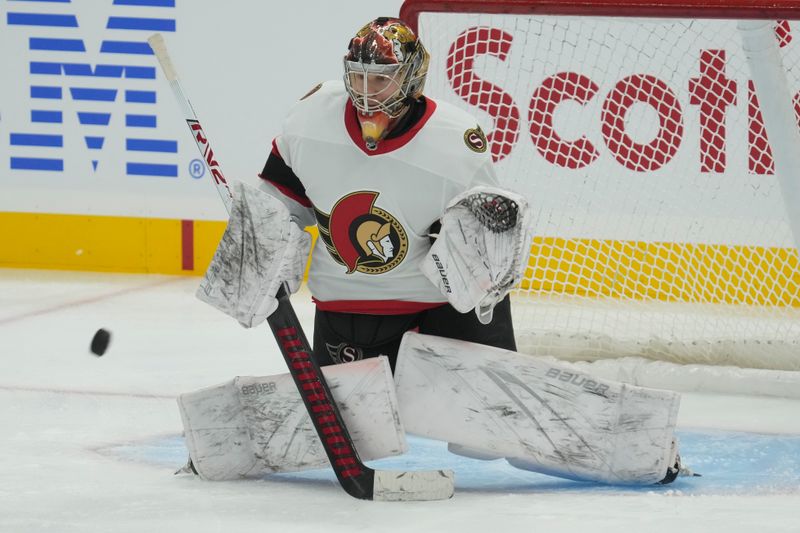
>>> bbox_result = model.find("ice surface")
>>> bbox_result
[1,269,798,533]
[109,431,800,496]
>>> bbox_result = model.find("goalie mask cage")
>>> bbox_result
[400,0,800,370]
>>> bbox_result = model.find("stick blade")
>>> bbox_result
[372,469,455,501]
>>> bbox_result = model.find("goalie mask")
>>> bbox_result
[343,17,430,148]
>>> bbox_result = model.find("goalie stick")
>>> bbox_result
[147,33,453,501]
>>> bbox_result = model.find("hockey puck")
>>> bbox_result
[90,328,111,356]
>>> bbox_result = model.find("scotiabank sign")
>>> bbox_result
[444,22,799,175]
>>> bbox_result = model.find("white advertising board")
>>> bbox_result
[0,0,402,220]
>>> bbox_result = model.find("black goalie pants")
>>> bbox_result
[312,296,516,372]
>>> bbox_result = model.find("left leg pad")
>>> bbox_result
[178,356,406,480]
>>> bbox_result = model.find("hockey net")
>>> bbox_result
[401,0,800,371]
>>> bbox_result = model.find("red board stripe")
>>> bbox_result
[181,220,194,271]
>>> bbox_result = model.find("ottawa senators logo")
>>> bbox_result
[314,191,408,275]
[325,343,364,364]
[464,125,488,153]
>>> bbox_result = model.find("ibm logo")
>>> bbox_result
[5,0,180,177]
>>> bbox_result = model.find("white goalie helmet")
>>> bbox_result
[343,17,430,118]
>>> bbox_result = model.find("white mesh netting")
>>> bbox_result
[413,7,800,369]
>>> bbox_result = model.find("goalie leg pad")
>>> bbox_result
[178,356,406,480]
[196,181,311,328]
[394,332,680,485]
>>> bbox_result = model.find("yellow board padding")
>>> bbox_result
[0,211,319,277]
[0,212,219,275]
[522,237,800,307]
[2,211,798,307]
[192,219,228,275]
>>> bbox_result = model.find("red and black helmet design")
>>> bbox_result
[343,17,430,117]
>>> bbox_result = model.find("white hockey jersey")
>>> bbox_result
[264,81,499,314]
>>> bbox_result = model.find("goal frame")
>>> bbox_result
[399,0,800,372]
[400,0,800,25]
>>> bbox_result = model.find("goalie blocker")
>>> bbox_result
[197,181,311,328]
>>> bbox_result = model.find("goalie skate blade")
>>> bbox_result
[372,469,455,501]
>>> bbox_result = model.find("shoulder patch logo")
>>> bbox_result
[300,83,323,101]
[464,125,488,153]
[314,191,409,275]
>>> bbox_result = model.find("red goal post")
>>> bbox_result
[401,0,800,22]
[400,0,800,371]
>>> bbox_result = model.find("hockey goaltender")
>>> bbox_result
[180,17,690,492]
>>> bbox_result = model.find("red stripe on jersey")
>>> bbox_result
[344,98,438,156]
[312,298,447,315]
[271,138,281,158]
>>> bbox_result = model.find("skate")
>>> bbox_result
[658,439,701,484]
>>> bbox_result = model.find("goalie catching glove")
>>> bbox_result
[421,186,532,324]
[197,181,311,327]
